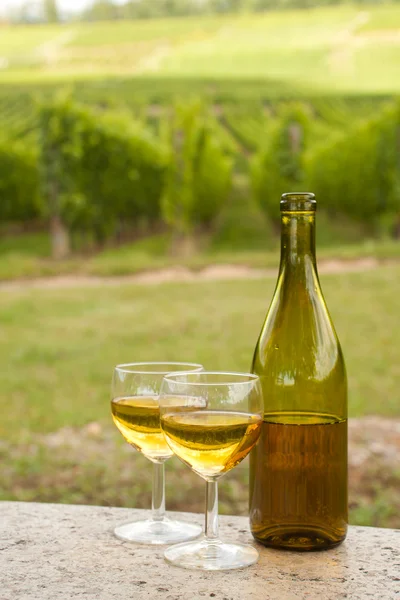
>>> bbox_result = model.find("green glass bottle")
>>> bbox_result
[250,192,347,551]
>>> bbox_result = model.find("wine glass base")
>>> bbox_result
[114,518,202,545]
[164,539,259,570]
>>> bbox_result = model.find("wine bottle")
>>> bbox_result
[250,192,348,551]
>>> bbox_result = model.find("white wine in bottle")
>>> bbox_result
[250,192,348,551]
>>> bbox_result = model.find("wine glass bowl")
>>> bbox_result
[159,372,263,570]
[111,362,203,545]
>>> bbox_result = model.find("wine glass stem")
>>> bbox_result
[152,461,166,522]
[205,480,219,541]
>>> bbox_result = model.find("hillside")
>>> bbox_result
[0,4,400,93]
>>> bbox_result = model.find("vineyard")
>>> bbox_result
[0,4,399,269]
[0,85,399,266]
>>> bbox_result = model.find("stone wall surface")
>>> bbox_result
[1,502,399,600]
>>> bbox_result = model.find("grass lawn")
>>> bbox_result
[0,267,399,527]
[1,225,400,281]
[2,266,399,438]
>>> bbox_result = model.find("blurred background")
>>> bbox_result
[0,0,399,529]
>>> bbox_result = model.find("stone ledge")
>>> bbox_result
[1,502,399,600]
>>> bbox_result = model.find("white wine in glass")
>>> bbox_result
[112,396,173,461]
[111,362,203,545]
[160,372,263,570]
[162,411,261,478]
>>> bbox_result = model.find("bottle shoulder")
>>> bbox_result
[252,268,347,417]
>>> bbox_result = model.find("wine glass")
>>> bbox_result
[159,371,263,570]
[111,362,203,545]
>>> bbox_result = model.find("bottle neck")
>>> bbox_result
[279,211,316,273]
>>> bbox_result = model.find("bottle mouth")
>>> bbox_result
[280,192,316,212]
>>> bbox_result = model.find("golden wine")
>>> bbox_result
[111,396,172,461]
[251,193,348,550]
[161,411,262,479]
[250,413,347,550]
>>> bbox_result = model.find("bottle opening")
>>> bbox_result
[280,192,316,212]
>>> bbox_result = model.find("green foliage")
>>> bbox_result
[251,103,311,223]
[38,96,168,245]
[82,0,202,21]
[307,101,400,232]
[0,138,41,222]
[83,0,119,21]
[0,80,399,243]
[44,0,59,23]
[39,0,400,22]
[222,107,269,153]
[162,103,232,235]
